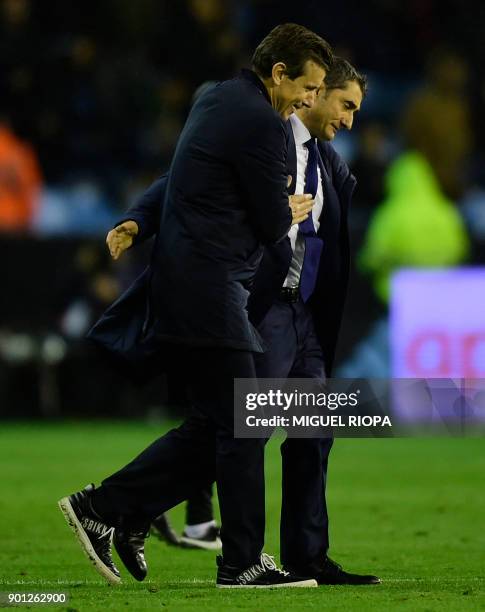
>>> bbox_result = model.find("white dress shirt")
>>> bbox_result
[283,114,324,288]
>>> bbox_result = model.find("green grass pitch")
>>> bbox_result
[1,421,484,610]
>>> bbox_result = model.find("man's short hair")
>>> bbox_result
[324,56,368,97]
[252,23,333,80]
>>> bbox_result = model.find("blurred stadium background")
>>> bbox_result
[1,1,485,608]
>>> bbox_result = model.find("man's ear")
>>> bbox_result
[271,62,287,85]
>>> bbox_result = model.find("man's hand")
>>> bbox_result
[289,194,314,225]
[106,220,139,260]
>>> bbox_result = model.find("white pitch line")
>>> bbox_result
[383,578,484,583]
[1,577,483,586]
[0,579,213,586]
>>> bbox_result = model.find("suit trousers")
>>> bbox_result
[186,484,215,525]
[254,298,334,571]
[92,346,265,568]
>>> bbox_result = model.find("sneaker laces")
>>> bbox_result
[260,553,289,576]
[96,526,116,562]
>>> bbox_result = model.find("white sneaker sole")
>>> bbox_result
[217,578,318,588]
[58,496,121,586]
[180,535,222,551]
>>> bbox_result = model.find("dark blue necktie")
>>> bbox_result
[299,138,324,302]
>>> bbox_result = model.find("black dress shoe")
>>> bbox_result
[113,519,150,581]
[287,556,381,586]
[151,513,181,546]
[315,557,380,585]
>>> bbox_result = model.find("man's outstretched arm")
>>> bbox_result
[107,174,168,259]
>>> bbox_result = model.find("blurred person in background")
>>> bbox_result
[179,0,241,83]
[401,48,472,199]
[156,0,242,92]
[0,119,42,232]
[53,244,124,418]
[359,151,470,304]
[348,120,389,243]
[0,0,38,141]
[339,149,470,378]
[59,244,121,343]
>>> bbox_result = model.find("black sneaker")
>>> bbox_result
[180,524,222,551]
[216,553,318,588]
[151,513,181,547]
[113,519,150,582]
[58,484,121,585]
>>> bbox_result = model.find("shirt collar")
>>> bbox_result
[238,69,272,105]
[289,113,313,147]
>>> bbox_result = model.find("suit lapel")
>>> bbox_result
[316,146,340,241]
[317,147,331,185]
[285,122,297,195]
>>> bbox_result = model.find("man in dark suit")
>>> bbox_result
[250,59,380,585]
[58,24,332,589]
[103,58,380,586]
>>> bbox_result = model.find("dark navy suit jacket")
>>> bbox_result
[89,110,355,377]
[88,70,292,368]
